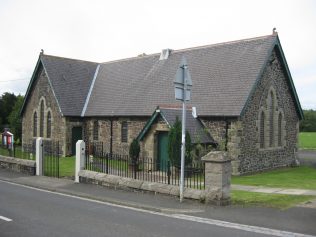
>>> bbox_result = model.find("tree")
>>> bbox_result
[8,95,24,143]
[0,92,17,130]
[168,117,192,167]
[300,109,316,132]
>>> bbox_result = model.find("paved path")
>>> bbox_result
[232,184,316,196]
[299,149,316,168]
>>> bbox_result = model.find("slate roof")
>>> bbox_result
[137,107,215,144]
[22,33,303,119]
[160,108,215,144]
[39,55,99,116]
[84,34,278,117]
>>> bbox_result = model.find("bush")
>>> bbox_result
[168,117,192,167]
[129,139,140,162]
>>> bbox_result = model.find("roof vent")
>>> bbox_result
[192,107,197,118]
[159,49,171,60]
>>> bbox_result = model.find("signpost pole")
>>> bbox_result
[174,57,192,203]
[180,65,187,203]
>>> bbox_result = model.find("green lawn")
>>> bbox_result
[231,190,314,209]
[299,132,316,149]
[43,156,75,178]
[0,146,35,160]
[59,156,75,177]
[232,166,316,190]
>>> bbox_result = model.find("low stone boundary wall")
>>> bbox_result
[76,140,231,206]
[79,170,207,202]
[0,155,36,175]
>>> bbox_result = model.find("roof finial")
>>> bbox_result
[40,49,44,55]
[272,27,277,35]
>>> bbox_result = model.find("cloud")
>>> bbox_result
[0,0,315,108]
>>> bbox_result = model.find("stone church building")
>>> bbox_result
[21,32,303,175]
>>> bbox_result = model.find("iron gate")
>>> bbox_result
[42,140,60,178]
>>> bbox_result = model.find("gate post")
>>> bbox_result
[75,140,85,183]
[201,151,231,205]
[36,137,43,176]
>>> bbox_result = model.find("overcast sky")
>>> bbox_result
[0,0,315,109]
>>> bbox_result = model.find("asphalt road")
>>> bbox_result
[1,180,309,237]
[299,150,316,168]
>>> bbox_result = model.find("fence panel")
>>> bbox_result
[84,142,205,190]
[0,139,36,160]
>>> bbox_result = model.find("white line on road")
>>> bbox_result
[0,215,12,222]
[0,179,315,237]
[172,214,315,237]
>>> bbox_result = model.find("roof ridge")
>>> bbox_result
[41,54,99,64]
[100,34,276,65]
[172,34,276,54]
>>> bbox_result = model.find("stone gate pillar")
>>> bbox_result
[36,137,43,176]
[75,140,85,183]
[201,151,231,205]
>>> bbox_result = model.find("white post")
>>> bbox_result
[75,140,85,183]
[36,137,43,176]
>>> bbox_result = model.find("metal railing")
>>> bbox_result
[85,142,205,190]
[0,140,36,160]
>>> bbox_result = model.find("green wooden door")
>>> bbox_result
[72,126,82,155]
[158,132,169,172]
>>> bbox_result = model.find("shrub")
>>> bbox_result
[129,139,140,162]
[168,116,192,167]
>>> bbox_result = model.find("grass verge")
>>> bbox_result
[231,190,314,209]
[232,166,316,190]
[299,132,316,149]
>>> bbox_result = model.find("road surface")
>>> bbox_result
[2,180,313,237]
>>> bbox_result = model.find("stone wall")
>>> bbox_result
[238,49,300,174]
[201,119,227,144]
[84,117,148,155]
[22,66,66,155]
[0,155,36,175]
[141,118,169,159]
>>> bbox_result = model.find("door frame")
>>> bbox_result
[157,132,169,172]
[71,126,83,155]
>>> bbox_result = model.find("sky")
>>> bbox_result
[0,0,315,109]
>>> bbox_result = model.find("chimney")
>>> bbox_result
[192,107,197,118]
[159,49,172,60]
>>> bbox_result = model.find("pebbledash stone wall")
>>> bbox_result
[0,155,36,175]
[237,49,300,174]
[84,117,148,155]
[201,118,241,175]
[22,66,66,155]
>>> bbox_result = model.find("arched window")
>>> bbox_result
[93,121,98,141]
[278,113,282,147]
[260,111,265,149]
[33,112,37,137]
[40,101,44,137]
[268,91,274,147]
[47,111,51,138]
